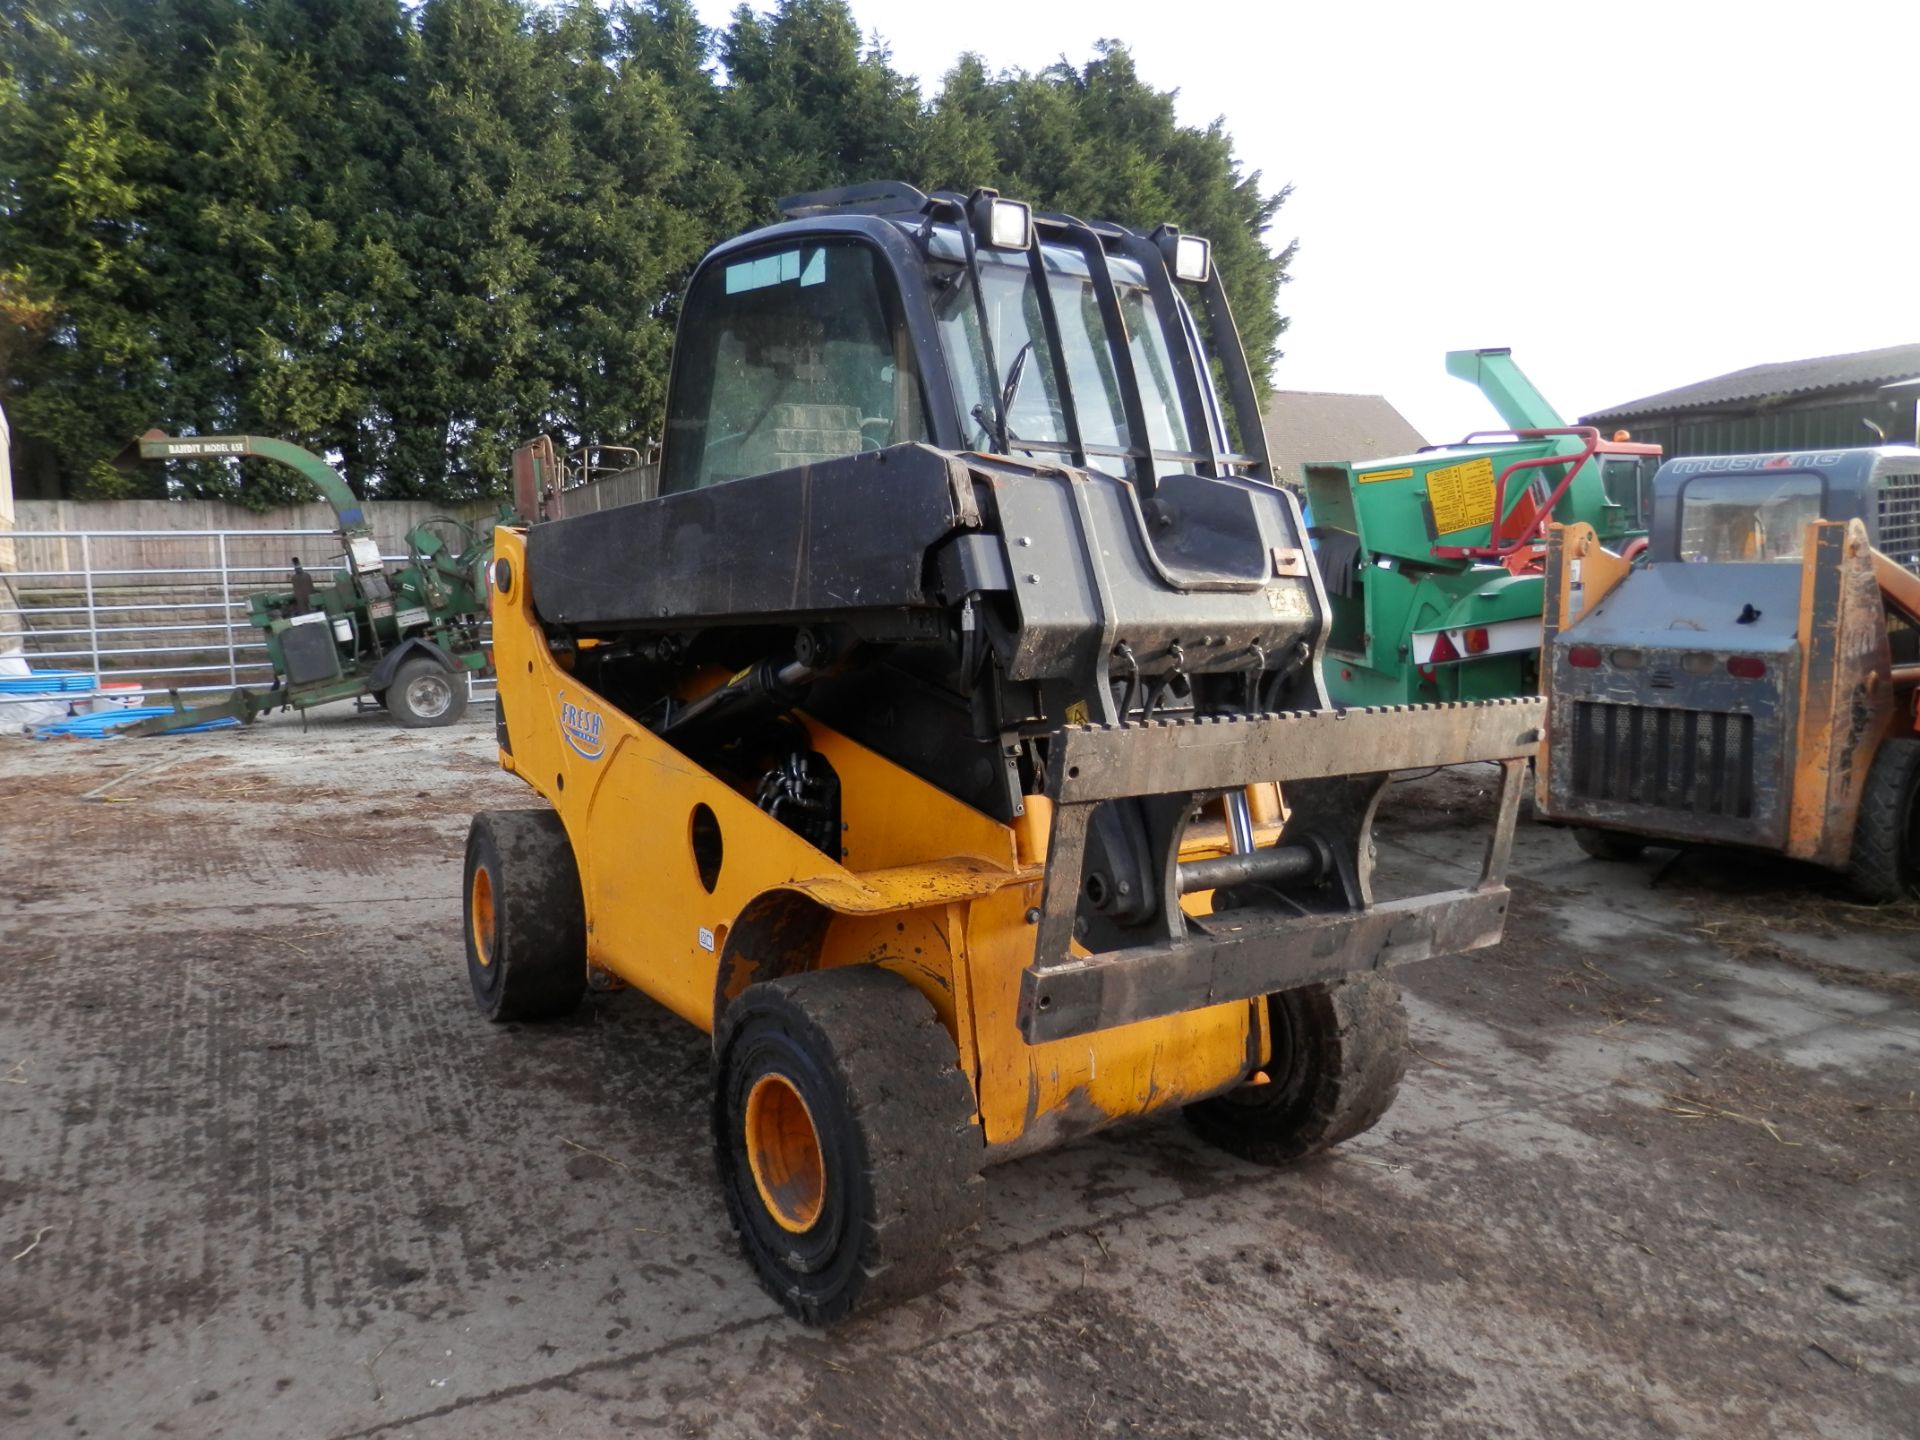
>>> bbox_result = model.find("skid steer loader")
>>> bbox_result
[466,181,1542,1323]
[1537,446,1920,897]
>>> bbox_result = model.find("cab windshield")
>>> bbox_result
[928,236,1215,473]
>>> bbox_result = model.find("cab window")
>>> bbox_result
[931,246,1203,473]
[1679,474,1824,562]
[661,241,929,494]
[1601,457,1654,531]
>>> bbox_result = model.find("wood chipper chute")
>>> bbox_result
[464,181,1543,1323]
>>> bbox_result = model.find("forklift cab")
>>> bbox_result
[656,183,1262,502]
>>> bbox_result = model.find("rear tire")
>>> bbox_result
[712,966,984,1325]
[1573,826,1648,862]
[388,656,467,728]
[463,810,586,1021]
[1849,738,1920,903]
[1185,974,1408,1166]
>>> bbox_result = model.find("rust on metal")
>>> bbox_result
[1271,546,1309,577]
[1788,520,1897,866]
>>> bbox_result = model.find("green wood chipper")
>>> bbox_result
[124,432,506,732]
[1305,349,1662,707]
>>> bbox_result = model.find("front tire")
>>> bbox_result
[1850,738,1920,903]
[713,966,983,1325]
[388,656,467,728]
[463,810,586,1021]
[1185,974,1408,1166]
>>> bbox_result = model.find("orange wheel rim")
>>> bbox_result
[744,1073,824,1233]
[470,865,496,967]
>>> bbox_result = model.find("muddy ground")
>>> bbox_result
[1,709,1916,1439]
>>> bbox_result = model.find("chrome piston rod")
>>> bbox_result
[1177,839,1328,895]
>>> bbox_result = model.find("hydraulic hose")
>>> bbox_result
[659,658,818,745]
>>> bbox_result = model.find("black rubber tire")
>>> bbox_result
[1573,826,1648,862]
[712,966,984,1325]
[1185,974,1408,1167]
[463,810,587,1021]
[387,656,467,728]
[1849,738,1920,904]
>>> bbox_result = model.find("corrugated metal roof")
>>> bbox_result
[1584,343,1920,422]
[1262,391,1426,486]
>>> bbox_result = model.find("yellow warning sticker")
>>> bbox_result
[1426,456,1497,534]
[1064,699,1090,725]
[1356,466,1414,484]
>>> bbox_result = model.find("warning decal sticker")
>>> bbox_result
[1356,466,1414,485]
[1426,456,1497,534]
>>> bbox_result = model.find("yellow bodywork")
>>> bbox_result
[488,528,1276,1159]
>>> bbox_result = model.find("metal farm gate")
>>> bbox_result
[0,526,495,714]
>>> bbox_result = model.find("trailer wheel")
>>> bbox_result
[713,966,984,1325]
[1849,738,1920,904]
[388,656,467,728]
[1572,826,1648,861]
[1185,974,1408,1166]
[463,810,586,1021]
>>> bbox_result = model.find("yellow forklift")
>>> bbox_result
[466,182,1542,1322]
[1538,446,1920,898]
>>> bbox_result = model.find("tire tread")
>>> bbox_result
[1849,738,1920,903]
[464,809,586,1021]
[1186,974,1408,1167]
[714,966,983,1324]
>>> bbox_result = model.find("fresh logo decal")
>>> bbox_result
[559,692,606,760]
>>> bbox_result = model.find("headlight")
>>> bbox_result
[1154,225,1212,283]
[967,188,1033,251]
[1173,235,1211,283]
[990,200,1033,250]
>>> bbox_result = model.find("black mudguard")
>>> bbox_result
[367,637,459,692]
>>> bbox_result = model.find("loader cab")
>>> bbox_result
[657,182,1272,500]
[1649,445,1920,567]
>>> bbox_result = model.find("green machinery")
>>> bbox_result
[1304,349,1663,706]
[127,432,505,732]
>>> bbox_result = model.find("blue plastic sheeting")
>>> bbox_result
[0,671,97,695]
[26,706,242,739]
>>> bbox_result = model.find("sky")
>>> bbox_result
[695,0,1920,443]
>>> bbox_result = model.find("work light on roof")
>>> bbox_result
[966,187,1033,252]
[1152,224,1211,283]
[1172,234,1211,284]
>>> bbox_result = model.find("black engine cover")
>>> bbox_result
[526,444,977,634]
